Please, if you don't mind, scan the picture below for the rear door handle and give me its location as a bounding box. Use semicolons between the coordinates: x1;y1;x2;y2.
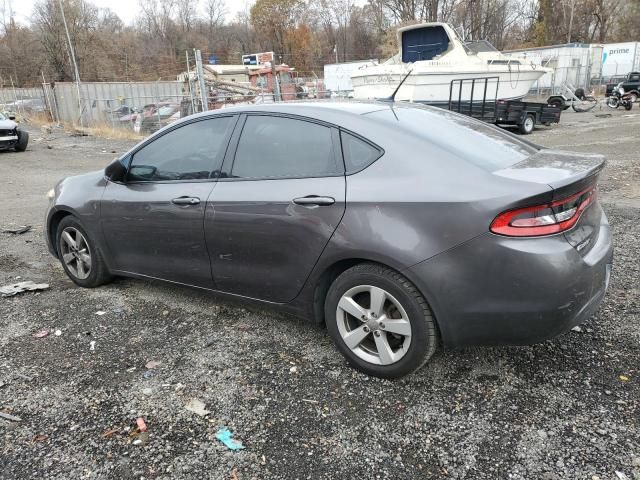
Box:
293;196;336;206
171;196;200;205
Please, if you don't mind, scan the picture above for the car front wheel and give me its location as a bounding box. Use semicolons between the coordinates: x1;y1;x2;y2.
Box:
325;263;438;378
56;216;112;288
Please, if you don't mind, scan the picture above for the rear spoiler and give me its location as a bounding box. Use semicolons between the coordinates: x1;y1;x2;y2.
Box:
494;149;605;198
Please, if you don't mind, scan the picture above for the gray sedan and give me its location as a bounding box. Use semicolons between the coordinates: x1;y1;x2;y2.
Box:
45;102;613;378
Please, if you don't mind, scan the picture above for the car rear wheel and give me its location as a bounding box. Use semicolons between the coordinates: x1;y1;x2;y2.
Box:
56;216;112;288
325;263;437;378
15;130;28;152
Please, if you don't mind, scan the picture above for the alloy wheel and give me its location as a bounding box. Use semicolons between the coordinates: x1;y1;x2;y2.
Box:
60;227;92;280
336;285;412;365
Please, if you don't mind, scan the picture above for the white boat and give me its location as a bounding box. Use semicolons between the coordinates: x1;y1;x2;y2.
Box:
351;23;550;104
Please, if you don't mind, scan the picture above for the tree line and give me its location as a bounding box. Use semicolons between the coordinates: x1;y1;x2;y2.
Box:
0;0;638;87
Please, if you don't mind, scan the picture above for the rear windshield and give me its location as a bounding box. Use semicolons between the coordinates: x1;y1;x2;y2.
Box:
367;104;539;171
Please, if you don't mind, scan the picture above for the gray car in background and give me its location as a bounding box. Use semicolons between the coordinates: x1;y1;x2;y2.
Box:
44;102;613;378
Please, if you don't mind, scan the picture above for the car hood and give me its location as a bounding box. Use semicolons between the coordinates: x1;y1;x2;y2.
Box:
0;119;17;129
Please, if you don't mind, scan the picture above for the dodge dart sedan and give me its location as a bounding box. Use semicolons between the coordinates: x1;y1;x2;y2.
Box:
45;102;613;378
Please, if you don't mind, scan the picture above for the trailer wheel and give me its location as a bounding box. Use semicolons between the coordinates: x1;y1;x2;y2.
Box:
519;114;535;135
549;98;563;109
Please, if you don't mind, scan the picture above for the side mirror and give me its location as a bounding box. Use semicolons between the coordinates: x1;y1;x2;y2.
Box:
105;159;127;182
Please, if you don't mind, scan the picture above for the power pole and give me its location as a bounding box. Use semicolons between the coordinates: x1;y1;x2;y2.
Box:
194;49;208;112
58;0;83;126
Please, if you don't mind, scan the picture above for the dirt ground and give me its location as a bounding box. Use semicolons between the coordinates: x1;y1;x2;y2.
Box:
1;107;639;480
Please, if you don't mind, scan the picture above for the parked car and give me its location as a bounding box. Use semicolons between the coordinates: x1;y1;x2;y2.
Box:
0;111;29;152
134;103;180;134
44;102;613;378
5;96;46;114
108;105;136;119
605;72;640;100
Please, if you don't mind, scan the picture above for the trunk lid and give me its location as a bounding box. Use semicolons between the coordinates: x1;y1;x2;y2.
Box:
493;149;605;254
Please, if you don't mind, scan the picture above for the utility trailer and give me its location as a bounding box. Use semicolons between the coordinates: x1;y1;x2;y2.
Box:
445;77;562;134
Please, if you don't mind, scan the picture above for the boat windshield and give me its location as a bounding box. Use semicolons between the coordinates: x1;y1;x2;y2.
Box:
401;25;450;62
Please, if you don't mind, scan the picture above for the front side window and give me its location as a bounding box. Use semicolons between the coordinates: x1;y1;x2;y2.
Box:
231;116;340;179
128;116;234;181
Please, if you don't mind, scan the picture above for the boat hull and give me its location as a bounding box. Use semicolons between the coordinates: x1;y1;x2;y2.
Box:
352;68;545;104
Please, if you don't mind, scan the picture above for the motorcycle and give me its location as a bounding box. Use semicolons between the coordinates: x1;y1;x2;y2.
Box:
606;83;637;110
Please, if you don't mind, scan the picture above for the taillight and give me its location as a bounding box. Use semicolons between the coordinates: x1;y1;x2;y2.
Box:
490;185;596;237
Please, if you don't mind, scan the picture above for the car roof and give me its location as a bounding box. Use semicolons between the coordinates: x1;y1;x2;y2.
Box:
185;100;393;123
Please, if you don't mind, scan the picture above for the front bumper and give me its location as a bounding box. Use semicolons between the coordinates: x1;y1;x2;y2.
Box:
0;136;18;149
407;210;613;347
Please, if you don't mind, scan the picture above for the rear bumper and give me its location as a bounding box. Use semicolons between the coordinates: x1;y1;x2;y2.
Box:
407;209;613;347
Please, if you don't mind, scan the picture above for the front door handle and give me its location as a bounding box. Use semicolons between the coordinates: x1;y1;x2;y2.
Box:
293;195;336;206
171;196;200;205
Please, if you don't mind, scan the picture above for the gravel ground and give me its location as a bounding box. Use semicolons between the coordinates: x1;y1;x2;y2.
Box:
1;109;639;480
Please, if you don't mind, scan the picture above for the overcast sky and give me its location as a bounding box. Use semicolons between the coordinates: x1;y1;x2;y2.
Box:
9;0;255;25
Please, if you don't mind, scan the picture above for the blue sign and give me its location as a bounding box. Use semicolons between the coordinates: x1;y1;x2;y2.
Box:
208;55;219;65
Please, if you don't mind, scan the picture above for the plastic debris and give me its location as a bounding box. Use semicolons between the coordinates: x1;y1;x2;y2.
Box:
615;472;631;480
145;360;161;369
1;281;49;297
33;329;50;338
619;375;630;382
215;427;245;450
54;329;62;336
571;325;583;332
185;398;210;417
136;417;148;432
0;412;22;422
95;310;106;316
90;341;96;351
143;371;155;379
102;428;120;437
2;225;32;234
289;366;298;374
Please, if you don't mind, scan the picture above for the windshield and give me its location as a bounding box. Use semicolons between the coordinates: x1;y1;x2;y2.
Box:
0;112;6;121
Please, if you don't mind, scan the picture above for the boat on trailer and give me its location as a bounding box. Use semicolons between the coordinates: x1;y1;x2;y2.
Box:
351;22;551;104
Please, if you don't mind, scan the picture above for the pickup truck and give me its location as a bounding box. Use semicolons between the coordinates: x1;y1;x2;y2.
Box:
605;72;640;98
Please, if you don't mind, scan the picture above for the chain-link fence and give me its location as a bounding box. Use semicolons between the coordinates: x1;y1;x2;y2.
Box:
0;79;331;136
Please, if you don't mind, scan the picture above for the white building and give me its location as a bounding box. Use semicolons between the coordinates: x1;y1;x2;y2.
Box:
503;43;603;95
323;60;378;95
600;42;640;78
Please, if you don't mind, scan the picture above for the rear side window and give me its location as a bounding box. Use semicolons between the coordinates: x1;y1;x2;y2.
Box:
128;116;234;181
368;105;538;172
232;116;340;179
340;131;382;173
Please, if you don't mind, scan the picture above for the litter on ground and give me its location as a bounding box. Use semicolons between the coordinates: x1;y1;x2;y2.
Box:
2;225;32;234
216;427;245;450
1;281;50;297
185;398;210;417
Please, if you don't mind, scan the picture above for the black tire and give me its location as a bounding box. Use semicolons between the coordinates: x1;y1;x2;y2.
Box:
548;98;563;109
518;114;535;134
324;263;438;379
56;216;113;288
15;130;28;152
624;101;633;111
606;97;620;109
